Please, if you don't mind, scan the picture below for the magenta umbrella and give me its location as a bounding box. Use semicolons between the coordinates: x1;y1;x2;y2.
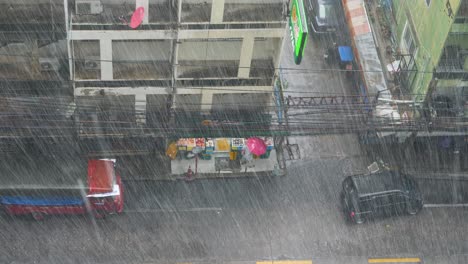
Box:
129;7;145;29
246;137;267;156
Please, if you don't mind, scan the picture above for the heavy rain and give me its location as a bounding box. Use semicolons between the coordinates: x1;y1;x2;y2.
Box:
0;0;467;263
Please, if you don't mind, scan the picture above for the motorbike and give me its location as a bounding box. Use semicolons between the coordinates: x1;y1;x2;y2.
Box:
338;45;354;79
324;42;338;65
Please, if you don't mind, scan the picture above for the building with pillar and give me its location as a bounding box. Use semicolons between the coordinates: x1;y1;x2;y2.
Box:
0;0;68;96
67;0;288;138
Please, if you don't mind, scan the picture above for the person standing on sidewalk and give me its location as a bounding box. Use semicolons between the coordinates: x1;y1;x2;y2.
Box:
438;136;453;171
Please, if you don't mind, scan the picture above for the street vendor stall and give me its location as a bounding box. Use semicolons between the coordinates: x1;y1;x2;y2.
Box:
168;137;277;177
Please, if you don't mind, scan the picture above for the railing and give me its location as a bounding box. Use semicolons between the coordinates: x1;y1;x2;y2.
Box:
437;58;465;72
71;2;286;29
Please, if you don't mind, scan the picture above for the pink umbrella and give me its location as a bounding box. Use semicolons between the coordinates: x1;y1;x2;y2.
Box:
246;137;267;156
129;7;145;29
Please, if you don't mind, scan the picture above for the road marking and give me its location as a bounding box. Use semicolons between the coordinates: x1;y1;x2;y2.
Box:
424;203;468;208
125;207;223;213
368;258;421;263
257;260;312;264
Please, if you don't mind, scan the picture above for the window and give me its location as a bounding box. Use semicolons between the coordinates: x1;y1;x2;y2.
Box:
343;178;354;193
318;3;335;20
425;0;431;7
403;23;416;55
358;198;373;213
454;17;466;24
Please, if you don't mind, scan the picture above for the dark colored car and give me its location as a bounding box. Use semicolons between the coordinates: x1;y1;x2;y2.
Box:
340;171;423;224
306;0;339;33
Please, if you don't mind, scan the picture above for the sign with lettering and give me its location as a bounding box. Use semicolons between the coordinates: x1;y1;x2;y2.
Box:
289;0;308;64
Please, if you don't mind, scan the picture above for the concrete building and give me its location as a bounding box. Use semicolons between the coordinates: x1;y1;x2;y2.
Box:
66;0;288;138
0;0;68;96
391;0;467;113
0;0;75;150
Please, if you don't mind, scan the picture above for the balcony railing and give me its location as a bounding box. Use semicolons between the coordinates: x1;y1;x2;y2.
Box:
71;1;286;29
72;2;176;26
223;3;284;23
177;60;240;79
437;58;465;73
113;61;172;80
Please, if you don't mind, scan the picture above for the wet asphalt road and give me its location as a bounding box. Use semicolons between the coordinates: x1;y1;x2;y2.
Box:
1;158;467;264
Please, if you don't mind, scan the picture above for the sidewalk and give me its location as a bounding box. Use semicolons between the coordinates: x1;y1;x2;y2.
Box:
170;149;284;179
118;148;285;181
361;138;468;204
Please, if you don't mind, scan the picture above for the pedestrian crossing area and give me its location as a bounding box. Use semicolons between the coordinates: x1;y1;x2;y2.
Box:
367;258;421;263
176;258;422;264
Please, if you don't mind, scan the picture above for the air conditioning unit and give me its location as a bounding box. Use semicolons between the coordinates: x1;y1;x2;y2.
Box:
76;0;103;15
39;58;60;72
84;56;100;71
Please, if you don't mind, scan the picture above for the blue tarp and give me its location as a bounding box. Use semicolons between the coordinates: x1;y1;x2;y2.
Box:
0;196;84;206
338;46;353;62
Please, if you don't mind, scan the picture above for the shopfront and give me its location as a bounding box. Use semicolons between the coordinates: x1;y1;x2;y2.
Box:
167;137;280;177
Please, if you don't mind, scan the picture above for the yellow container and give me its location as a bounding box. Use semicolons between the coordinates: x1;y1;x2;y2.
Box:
230;151;237;160
216;138;230;152
166;142;178;160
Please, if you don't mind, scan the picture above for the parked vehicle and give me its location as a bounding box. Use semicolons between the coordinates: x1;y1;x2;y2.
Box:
306;0;339;33
340;170;423;224
0;159;123;220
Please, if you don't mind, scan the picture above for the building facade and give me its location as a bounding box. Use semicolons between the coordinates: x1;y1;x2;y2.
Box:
67;0;288;139
0;0;68;96
392;0;467;112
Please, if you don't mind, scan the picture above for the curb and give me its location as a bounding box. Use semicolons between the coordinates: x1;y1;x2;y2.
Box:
424;203;468;208
122;170;287;182
404;171;468;181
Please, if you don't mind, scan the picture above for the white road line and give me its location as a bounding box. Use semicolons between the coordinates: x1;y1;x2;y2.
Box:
424;204;468;208
125;207;223;213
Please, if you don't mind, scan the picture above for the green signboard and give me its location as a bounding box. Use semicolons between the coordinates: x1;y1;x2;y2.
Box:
289;0;308;65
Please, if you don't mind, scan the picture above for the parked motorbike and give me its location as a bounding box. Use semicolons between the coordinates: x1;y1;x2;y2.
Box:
324;42;338;65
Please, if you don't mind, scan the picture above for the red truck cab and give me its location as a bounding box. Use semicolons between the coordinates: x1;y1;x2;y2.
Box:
0;159;124;220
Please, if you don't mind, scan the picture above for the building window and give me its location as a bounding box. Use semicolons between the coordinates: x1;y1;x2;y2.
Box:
403;23;416;55
425;0;431;7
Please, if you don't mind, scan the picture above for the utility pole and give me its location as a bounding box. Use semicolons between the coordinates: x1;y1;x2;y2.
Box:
423;75;438;120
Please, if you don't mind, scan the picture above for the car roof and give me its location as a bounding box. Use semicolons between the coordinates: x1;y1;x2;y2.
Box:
350;171;407;197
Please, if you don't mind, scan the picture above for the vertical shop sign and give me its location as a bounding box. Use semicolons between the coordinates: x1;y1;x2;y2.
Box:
289;0;308;64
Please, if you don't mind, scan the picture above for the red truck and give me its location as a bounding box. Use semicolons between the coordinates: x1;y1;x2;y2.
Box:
0;159;123;220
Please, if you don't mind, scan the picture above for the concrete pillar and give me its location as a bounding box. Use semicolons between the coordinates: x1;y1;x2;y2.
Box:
201;92;213;111
135;94;147;125
238;36;255;78
100;39;113;80
275;27;288;72
177;0;182;23
210;0;225;23
136;0;149;24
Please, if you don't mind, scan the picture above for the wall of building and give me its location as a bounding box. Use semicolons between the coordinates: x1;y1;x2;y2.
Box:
438;79;468;88
393;0;462;98
68;0;287;126
113;40;171;61
445;34;468;49
178;39;242;61
252;38;281;61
